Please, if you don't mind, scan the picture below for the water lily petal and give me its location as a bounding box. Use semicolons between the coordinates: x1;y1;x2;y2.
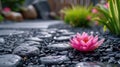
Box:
92;35;98;44
80;40;87;47
89;38;105;50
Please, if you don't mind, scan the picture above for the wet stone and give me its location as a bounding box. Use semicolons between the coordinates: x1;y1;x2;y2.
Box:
20;43;39;48
61;32;74;36
0;54;22;67
21;41;40;47
47;43;71;51
115;53;120;58
0;30;25;36
36;34;52;39
0;38;5;44
58;51;68;55
54;36;71;41
75;62;119;67
25;41;40;45
108;57;116;63
40;55;70;64
25;37;43;42
36;32;52;39
13;45;39;56
27;65;45;67
57;29;70;33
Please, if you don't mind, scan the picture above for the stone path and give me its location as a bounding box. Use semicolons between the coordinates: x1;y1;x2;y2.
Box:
0;20;62;29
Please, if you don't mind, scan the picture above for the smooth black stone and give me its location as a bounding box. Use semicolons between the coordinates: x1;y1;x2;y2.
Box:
75;62;119;67
105;48;113;52
47;43;71;51
100;56;109;62
27;65;45;67
25;41;40;45
57;29;70;33
108;57;116;63
54;36;71;41
0;38;5;44
61;32;74;36
47;30;56;34
36;34;52;39
0;54;22;67
40;55;70;64
25;37;43;42
82;57;91;61
58;51;68;55
36;31;49;35
0;30;25;36
118;60;120;64
21;41;40;47
13;45;39;56
115;53;120;58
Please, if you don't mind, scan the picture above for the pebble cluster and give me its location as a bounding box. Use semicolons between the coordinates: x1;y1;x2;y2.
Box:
0;24;120;67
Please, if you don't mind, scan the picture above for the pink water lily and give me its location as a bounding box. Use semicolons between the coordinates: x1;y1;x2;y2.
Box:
70;32;105;52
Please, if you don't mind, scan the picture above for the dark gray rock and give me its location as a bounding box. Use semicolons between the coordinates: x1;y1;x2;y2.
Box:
47;43;71;51
61;32;74;36
57;29;70;33
27;65;45;67
115;53;120;58
21;41;40;47
36;33;52;39
33;0;51;19
0;38;5;44
25;37;43;42
0;30;24;36
57;29;74;36
40;55;70;64
13;46;39;56
59;51;68;55
25;41;40;45
75;62;120;67
54;36;71;41
0;54;22;67
108;57;115;63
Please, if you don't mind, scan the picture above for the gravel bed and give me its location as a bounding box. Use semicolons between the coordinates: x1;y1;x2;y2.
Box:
0;23;120;67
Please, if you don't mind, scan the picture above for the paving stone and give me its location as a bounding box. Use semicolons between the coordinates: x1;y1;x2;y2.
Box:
40;55;70;64
0;38;5;44
0;30;24;36
0;54;22;67
0;20;62;29
25;37;43;42
54;36;71;41
47;43;71;51
13;45;39;56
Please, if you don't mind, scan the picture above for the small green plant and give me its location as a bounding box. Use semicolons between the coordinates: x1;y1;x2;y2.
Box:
0;15;4;22
61;5;93;27
95;0;120;35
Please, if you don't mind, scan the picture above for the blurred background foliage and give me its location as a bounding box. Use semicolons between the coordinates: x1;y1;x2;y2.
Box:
1;0;25;11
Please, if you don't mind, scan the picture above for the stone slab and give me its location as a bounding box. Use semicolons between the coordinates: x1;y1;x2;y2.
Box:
0;20;63;29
